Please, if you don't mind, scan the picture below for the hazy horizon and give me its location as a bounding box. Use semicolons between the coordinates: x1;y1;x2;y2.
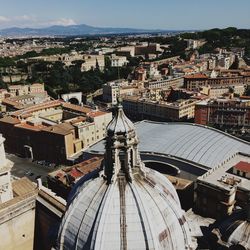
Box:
0;0;249;30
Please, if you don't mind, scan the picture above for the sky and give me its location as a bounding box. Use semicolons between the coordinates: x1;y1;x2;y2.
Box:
0;0;249;30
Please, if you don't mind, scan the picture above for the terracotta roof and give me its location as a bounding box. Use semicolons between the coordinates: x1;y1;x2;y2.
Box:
49;156;103;185
87;110;109;118
234;161;250;173
15;122;45;131
62;102;92;114
70;116;87;124
0;116;20;125
240;96;250;100
2;98;24;109
11;100;62;118
184;74;208;79
42;122;74;135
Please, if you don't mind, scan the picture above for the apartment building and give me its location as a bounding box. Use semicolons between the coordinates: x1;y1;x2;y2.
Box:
184;71;250;90
195;98;250;129
0;100;112;164
110;54;128;67
200;85;245;98
144;76;184;89
8;83;45;96
123;96;198;121
81;55;105;71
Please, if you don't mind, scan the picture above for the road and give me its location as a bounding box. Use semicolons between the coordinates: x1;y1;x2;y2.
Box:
6;153;54;182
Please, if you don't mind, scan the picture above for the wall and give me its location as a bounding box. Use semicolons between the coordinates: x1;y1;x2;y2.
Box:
0;195;36;250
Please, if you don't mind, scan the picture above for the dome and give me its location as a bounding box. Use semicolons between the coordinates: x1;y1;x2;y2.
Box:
211;209;250;250
57;104;196;250
107;103;135;135
228;220;250;248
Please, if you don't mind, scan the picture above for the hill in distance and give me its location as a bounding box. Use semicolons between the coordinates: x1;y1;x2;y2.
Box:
0;24;178;37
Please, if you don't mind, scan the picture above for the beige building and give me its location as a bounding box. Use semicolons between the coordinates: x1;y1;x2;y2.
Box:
123;96;198;121
144;77;184;90
0;89;9;103
200;85;245;98
115;46;135;57
81;55;105;71
0;101;112;164
27;53;105;71
68;110;112;150
103;80;139;105
8;83;45;97
103;82;120;105
110;54;128;67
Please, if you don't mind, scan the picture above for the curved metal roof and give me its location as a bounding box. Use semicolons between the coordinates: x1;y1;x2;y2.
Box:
87;121;250;169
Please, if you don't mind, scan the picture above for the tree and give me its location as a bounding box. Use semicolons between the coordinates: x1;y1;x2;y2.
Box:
245;86;250;96
0;77;7;89
0;57;16;68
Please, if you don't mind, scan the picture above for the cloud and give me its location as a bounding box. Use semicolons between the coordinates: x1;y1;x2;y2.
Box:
0;16;10;23
0;15;36;28
46;18;76;26
0;16;77;28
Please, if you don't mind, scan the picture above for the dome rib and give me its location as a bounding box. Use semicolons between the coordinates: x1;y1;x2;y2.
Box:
135;176;178;249
58;178;107;249
58;168;196;250
128;181;160;250
91;183;120;250
74;181;108;249
107;104;135;135
135;174;191;249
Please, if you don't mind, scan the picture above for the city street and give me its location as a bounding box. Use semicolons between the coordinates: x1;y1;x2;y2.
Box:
6;153;54;182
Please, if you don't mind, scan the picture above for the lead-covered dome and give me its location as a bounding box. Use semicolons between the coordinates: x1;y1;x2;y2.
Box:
211;208;250;250
57;104;196;250
107;102;135;135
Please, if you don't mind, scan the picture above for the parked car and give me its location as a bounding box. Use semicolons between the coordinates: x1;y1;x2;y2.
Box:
49;163;56;168
25;170;31;175
37;160;46;165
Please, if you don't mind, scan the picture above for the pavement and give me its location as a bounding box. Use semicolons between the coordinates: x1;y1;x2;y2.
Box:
6;153;55;183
